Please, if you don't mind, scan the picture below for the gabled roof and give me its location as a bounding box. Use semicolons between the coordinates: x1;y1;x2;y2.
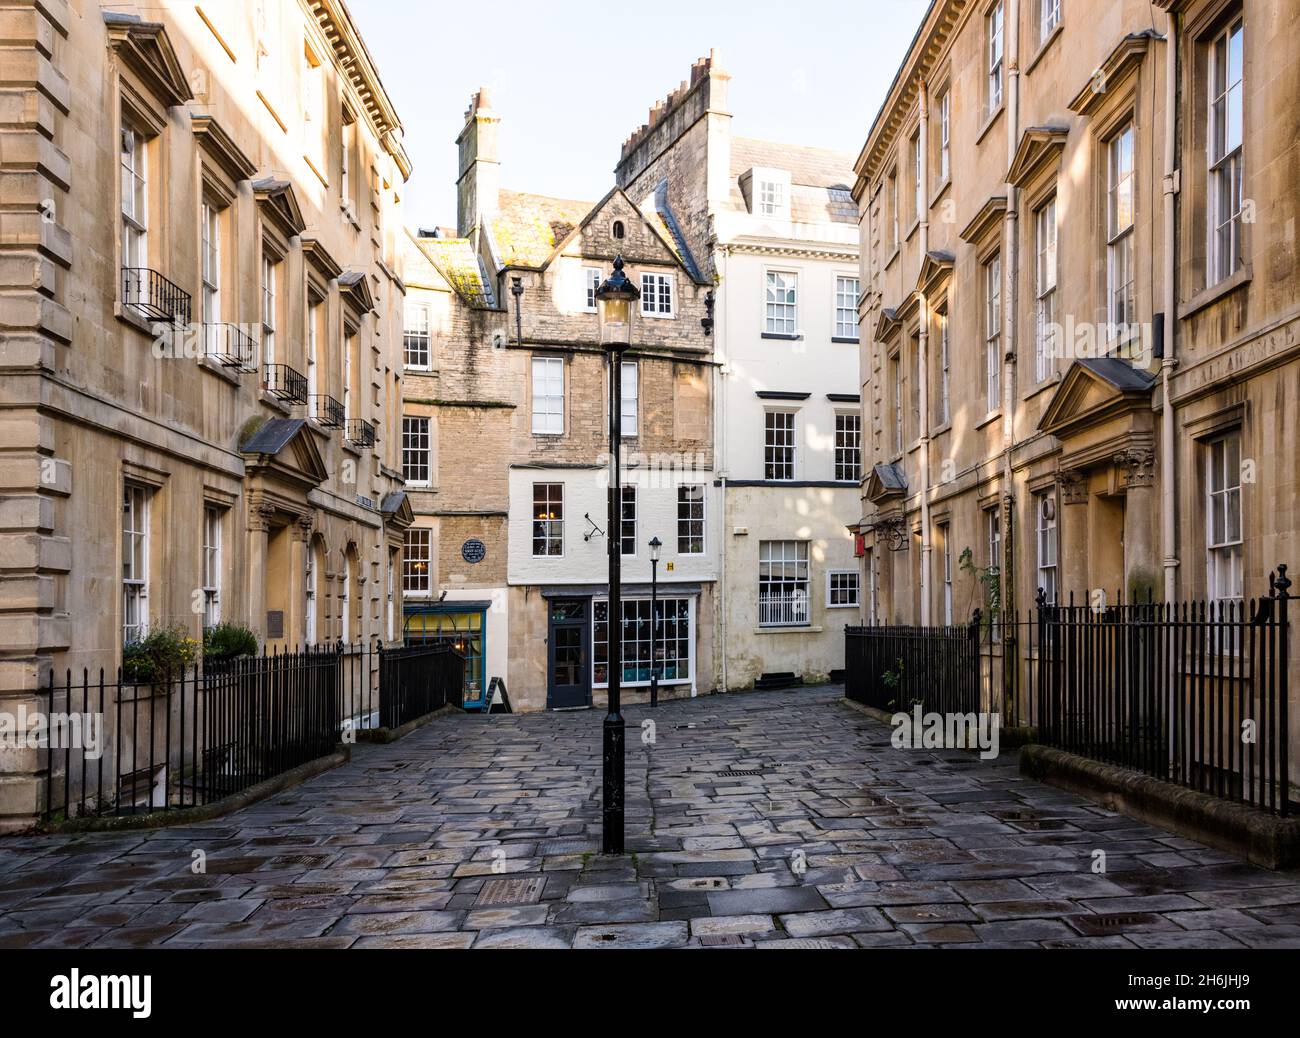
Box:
253;178;307;238
865;462;907;503
1007;125;1070;188
338;271;375;314
645;182;704;282
1039;359;1157;440
238;418;328;487
103;11;193;109
380;491;415;527
490;190;593;268
415;236;497;309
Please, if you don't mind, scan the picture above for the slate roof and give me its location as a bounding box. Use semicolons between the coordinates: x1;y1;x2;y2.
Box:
873;462;907;492
416;236;496;309
1078;357;1157;391
239;418;308;455
491;190;592;268
727;137;857;224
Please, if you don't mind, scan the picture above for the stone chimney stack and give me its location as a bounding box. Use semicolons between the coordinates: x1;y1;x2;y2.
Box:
456;87;500;239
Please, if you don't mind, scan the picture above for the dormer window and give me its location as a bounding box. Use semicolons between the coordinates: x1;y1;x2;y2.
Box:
759;179;784;217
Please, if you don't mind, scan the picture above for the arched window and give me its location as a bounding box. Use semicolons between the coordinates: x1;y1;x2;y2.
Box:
341;545;355;643
611;220;625;240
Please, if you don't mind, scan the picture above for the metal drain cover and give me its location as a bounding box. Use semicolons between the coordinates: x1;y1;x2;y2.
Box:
264;853;333;869
475;876;546;907
1070;912;1162;936
699;935;746;946
718;769;762;777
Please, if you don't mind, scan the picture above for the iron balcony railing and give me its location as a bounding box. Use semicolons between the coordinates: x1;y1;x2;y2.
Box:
205;323;256;371
311;394;345;428
263;362;308;403
346;418;376;448
758;590;810;627
122;267;191;324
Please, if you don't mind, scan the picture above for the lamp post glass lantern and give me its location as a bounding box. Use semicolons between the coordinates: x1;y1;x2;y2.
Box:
649;536;662;709
595;256;639;855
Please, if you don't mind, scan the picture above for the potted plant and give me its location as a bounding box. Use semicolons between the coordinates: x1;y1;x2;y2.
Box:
121;623;199;685
202;622;258;664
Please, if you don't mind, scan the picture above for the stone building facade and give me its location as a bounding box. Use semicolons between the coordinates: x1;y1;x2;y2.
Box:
616;54;862;690
397;89;718;713
853;0;1298;780
0;0;411;828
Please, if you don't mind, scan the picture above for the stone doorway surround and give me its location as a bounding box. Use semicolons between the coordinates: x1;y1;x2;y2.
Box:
1039;359;1159;602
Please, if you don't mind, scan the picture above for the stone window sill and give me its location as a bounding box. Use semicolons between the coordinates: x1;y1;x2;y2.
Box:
1025;22;1064;76
976;102;1005;146
754;625;823;635
1181;265;1252;321
976;410;1002;431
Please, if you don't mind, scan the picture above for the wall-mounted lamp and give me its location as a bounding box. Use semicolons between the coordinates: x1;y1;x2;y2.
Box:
510;275;524;348
701;289;715;336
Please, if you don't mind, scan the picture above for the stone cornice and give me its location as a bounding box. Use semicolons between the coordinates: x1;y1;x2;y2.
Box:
1068;30;1161;117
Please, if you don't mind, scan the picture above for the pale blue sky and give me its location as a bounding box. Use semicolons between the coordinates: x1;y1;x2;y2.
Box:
351;0;930;228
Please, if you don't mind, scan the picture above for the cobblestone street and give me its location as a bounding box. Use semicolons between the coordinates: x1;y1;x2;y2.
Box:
2;686;1299;949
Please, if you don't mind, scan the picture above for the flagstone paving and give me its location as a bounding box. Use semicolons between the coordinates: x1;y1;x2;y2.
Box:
2;685;1299;948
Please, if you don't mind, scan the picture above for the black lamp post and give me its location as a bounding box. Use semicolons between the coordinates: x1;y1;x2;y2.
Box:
648;536;662;708
595;255;639;855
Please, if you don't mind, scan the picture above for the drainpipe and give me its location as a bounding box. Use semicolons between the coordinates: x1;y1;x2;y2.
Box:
1001;0;1021;614
717;246;729;694
917;81;932;626
1160;12;1179;604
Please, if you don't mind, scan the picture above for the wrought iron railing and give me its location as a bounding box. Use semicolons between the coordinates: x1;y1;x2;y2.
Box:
263;362;308;403
758;590;810;627
845;617;981;716
122;267;191;323
310;394;345;428
205;323;256;371
29;641;464;821
346;418;376;448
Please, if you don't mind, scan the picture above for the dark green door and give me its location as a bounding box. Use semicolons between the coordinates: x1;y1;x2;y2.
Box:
547;599;591;709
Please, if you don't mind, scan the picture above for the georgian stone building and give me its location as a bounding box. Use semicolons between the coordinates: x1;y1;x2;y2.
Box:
0;0;410;827
397;89;718;712
854;0;1298;776
616;54;862;690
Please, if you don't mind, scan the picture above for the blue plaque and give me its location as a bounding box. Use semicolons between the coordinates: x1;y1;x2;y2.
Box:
461;538;486;564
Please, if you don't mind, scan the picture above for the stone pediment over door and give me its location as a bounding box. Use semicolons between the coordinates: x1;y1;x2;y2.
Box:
239;418;329;523
1039;358;1157;468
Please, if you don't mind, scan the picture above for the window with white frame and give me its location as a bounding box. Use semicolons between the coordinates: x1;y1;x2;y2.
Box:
341;109;355;214
937;309;951;424
827;570;860;609
261;254;277;367
941;526;953;624
1207;431;1243;604
583;266;601;311
1040;0;1061;42
386;550;395;642
620;485;637;557
835;276;859;340
764;410;796;480
984;253;1002;412
306;299;321;413
835;413;862;482
912;131;923;219
677;484;705;554
759;540;810;627
987;1;1005;113
593;597;691;686
532;483;563;557
122;483;150;644
305;544;318;643
120;124;148;271
938;90;951;182
888;169;900;250
764;271;798;335
758;178;785;217
1107;123;1136;343
640;272;674;316
987;508;1002;641
402;416;430;485
404;302;431;368
891;352;903;453
620;361;638;437
201;202;221;356
1208;18;1244;286
1036;491;1058;604
341;551;353;643
531;356;564;435
403;527;431;594
1035;198;1058;383
202;504;222;629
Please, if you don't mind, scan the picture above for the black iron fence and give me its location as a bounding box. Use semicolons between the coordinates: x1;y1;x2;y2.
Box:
843;566;1293;816
845;617;981;716
28;641;461;822
1036;568;1292;816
